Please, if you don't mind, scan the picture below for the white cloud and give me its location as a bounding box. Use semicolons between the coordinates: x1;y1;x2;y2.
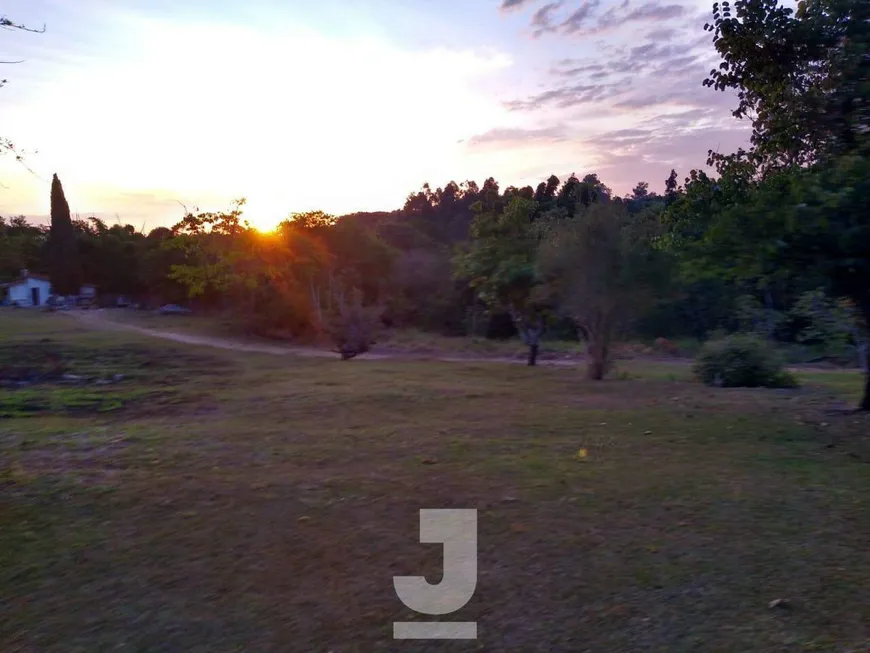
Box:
0;0;752;225
1;16;513;228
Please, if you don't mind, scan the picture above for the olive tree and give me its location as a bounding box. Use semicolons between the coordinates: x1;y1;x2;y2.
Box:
538;202;669;379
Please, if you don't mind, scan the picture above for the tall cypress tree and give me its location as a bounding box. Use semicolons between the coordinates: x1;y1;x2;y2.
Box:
48;173;82;295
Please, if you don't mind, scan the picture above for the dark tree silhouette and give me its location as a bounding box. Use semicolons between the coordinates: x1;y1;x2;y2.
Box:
48;174;83;295
665;169;679;204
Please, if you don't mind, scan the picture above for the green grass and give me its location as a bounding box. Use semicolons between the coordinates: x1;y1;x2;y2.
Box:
2;310;870;652
0;310;233;418
375;328;582;358
797;368;866;403
0;386;156;417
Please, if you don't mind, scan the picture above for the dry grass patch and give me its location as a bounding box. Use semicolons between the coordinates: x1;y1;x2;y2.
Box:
1;311;869;652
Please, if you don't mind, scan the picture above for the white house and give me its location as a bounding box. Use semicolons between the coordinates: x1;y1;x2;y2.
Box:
0;270;95;307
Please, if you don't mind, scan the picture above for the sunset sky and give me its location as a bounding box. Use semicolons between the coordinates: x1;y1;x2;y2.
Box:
0;0;750;231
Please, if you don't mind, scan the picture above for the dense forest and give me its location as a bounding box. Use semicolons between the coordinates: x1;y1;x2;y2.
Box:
0;173;790;341
1;172;673;333
2;0;869;403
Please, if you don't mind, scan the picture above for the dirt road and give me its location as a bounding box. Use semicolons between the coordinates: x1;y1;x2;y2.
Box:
67;310;853;375
69;309;583;366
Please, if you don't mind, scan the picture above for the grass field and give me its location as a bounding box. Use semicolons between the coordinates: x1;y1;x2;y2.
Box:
2;309;870;652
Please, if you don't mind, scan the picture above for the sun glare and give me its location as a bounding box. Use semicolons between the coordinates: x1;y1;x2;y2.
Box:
0;17;513;227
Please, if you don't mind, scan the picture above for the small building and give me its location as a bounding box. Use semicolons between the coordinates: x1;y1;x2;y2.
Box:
0;270;96;307
0;270;53;306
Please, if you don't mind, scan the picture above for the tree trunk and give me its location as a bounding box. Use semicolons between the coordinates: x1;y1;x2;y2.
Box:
764;288;776;340
527;343;539;366
856;341;869;375
586;358;605;380
340;348;358;361
859;302;870;410
586;340;608;381
861;368;870;411
514;312;542;368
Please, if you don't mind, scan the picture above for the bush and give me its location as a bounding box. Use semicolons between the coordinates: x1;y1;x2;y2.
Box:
694;335;799;388
326;288;382;360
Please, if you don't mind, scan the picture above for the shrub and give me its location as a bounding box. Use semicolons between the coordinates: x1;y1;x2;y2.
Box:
326;288;382;360
694;335;799;388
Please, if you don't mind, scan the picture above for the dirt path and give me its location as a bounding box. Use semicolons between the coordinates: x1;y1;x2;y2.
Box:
72;310;350;359
66;310;858;375
69;309;585;366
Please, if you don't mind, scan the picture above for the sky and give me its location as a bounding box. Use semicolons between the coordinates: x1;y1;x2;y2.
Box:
0;0;750;231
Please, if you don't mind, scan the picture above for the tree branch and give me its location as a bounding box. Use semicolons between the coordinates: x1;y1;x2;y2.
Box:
0;17;46;33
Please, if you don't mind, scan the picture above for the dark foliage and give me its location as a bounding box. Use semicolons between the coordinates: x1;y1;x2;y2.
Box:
47;174;82;295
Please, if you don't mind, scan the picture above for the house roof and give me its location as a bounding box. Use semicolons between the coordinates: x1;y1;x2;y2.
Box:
0;277;99;292
0;273;51;288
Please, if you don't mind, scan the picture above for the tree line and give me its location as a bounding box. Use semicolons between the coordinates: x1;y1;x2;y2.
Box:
2;164;861;368
0;171;672;334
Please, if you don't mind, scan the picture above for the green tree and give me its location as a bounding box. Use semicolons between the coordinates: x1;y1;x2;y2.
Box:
534;175;560;209
626;180;666;214
75;218;147;296
665;169;680;204
385;248;466;333
631;181;650;201
165;199;255;305
47;174;82;295
704;0;870;170
556;174;582;215
579;174;611;207
688;0;870;408
288;210;337;230
142;227;187;305
454;197;546;365
0;216;46;281
791;288;868;369
539;202;668;379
